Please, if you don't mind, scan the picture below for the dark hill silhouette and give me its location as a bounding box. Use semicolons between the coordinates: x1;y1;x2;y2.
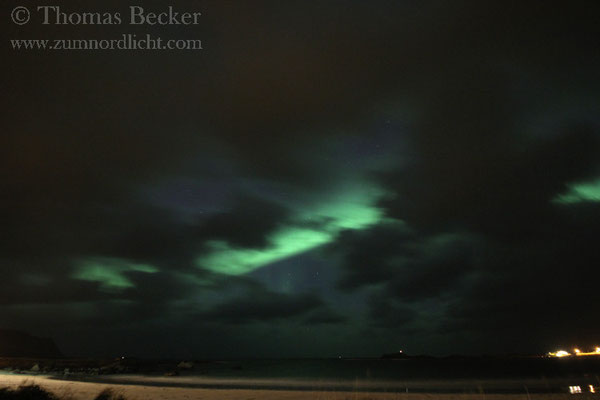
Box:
0;329;62;358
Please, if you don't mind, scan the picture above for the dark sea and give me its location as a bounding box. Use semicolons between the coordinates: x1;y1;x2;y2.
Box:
188;357;600;380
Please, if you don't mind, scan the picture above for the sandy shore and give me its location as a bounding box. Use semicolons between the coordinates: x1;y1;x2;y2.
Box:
0;373;595;400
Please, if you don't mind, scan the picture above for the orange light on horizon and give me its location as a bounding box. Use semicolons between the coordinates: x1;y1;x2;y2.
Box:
549;350;571;357
549;346;600;357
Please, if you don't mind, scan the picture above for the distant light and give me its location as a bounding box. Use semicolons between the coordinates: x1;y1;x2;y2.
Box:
590;385;596;394
549;346;600;358
569;386;582;394
554;350;571;357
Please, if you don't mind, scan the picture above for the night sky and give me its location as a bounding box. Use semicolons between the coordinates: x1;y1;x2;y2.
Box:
2;1;600;358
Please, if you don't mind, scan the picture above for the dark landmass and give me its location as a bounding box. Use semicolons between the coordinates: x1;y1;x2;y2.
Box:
0;330;62;358
381;351;409;359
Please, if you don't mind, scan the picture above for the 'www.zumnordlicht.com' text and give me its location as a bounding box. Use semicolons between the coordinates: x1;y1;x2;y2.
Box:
11;34;203;50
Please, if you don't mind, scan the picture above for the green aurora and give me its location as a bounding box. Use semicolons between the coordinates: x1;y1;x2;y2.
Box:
196;183;386;275
553;178;600;204
73;257;159;290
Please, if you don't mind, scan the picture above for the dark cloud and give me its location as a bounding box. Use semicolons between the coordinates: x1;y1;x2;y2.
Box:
366;294;418;330
334;222;414;291
333;201;600;352
92;192;290;268
199;290;324;324
335;222;476;298
196;194;290;248
446;202;600;342
302;308;347;325
0;275;109;306
379;118;600;239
